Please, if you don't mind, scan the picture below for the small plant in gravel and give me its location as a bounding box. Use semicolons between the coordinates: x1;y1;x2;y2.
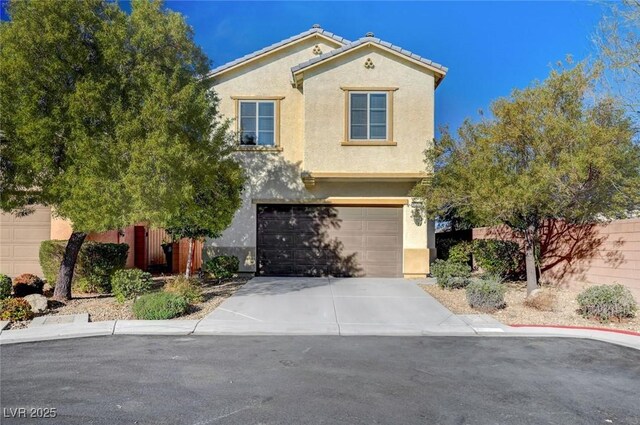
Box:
466;276;506;312
0;274;12;299
111;269;153;303
0;298;34;322
431;259;472;289
164;276;203;304
12;273;44;297
132;292;189;320
203;255;239;280
576;284;637;322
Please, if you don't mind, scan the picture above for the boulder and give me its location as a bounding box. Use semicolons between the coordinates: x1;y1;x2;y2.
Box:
23;294;48;313
524;288;556;311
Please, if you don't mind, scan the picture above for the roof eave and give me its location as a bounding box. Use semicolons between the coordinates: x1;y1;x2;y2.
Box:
206;31;349;80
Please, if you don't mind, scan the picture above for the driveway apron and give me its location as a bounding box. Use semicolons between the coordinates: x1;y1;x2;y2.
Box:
197;277;471;335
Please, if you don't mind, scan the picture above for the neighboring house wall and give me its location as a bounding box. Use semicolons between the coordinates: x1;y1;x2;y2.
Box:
0;205;52;277
473;218;640;301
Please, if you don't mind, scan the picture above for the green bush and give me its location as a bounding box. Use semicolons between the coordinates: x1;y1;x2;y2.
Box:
132;292;189;320
0;274;11;299
39;240;128;292
203;255;239;279
0;298;34;322
577;284;637;322
12;273;44;297
431;259;472;289
472;239;524;279
448;242;473;265
465;277;506;312
77;242;129;292
111;269;153;303
164;276;203;303
39;240;66;285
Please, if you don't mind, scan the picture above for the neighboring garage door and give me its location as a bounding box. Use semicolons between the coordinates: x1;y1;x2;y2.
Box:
257;204;403;277
0;206;51;277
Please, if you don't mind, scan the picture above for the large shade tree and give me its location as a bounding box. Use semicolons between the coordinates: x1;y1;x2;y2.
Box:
0;0;244;300
414;64;640;294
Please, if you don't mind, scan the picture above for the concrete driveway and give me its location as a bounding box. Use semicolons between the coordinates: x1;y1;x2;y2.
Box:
198;277;473;335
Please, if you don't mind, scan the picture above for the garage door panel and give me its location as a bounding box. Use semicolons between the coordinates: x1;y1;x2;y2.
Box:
259;249;294;262
257;205;403;277
260;233;295;247
366;235;401;247
328;220;364;233
364;208;401;219
334;207;365;219
0;206;51;277
366;221;401;234
334;235;366;250
366;250;401;263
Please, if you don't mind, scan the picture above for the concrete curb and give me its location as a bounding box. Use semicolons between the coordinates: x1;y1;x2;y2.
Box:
0;319;638;350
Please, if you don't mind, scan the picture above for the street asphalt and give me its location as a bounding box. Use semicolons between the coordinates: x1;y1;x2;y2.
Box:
1;336;639;425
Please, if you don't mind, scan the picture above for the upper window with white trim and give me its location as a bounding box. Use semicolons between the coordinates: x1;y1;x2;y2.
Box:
349;92;387;140
239;100;275;146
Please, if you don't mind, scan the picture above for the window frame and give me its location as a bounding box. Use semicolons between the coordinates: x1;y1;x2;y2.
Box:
342;87;397;145
232;96;284;150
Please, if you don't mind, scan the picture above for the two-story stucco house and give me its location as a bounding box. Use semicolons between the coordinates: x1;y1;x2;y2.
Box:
204;26;447;278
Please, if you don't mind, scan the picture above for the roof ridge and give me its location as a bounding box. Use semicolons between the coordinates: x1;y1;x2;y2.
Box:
206;27;350;78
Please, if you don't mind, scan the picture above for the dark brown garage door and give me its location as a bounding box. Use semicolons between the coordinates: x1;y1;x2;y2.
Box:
257;205;403;277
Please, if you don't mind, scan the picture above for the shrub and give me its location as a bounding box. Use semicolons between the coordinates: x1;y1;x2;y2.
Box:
203;255;239;279
77;242;129;292
132;292;189;320
472;239;524;279
0;274;11;299
0;298;34;322
111;269;153;303
466;277;506;312
523;289;556;312
431;259;472;289
39;240;66;285
448;242;473;265
39;240;128;293
12;273;44;297
576;284;637;322
164;276;203;303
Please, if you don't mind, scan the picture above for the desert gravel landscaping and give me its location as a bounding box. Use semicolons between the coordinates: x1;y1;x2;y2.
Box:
421;281;640;332
6;276;248;330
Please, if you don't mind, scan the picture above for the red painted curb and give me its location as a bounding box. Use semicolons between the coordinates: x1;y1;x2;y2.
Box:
509;324;640;337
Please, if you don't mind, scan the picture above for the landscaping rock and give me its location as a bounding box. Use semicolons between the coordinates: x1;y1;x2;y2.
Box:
524;288;556;312
23;294;48;313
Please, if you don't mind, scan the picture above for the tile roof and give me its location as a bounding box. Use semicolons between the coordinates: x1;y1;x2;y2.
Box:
206;27;350;78
291;36;448;76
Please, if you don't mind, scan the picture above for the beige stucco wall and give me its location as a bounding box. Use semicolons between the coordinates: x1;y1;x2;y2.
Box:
212;35;341;167
207;37;437;276
302;46;435;174
50;214;73;240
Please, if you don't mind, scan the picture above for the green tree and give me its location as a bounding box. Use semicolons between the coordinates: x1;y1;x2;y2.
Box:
413;64;640;294
165;158;244;278
0;0;243;300
596;0;640;122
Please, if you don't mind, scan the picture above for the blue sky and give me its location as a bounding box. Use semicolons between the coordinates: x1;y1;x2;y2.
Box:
160;1;607;134
1;1;607;133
